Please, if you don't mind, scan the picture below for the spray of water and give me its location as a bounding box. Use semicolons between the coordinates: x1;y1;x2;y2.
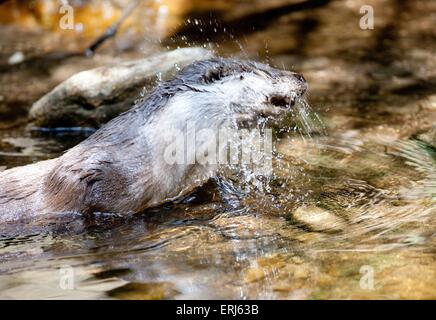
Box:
215;95;327;215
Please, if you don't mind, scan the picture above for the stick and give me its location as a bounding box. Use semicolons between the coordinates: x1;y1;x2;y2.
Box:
84;0;141;57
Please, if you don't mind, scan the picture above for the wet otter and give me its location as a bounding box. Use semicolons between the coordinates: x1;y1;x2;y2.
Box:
0;58;307;223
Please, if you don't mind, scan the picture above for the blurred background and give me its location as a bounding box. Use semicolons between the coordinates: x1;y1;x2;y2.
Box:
1;0;434;131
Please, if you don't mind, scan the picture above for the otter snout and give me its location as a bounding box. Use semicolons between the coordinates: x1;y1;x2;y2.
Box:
268;72;307;109
291;72;308;96
269;95;296;108
294;73;306;84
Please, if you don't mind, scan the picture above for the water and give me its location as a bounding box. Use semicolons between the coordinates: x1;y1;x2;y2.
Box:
0;0;435;299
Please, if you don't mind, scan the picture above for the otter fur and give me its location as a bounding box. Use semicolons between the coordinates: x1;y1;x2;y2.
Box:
0;58;307;223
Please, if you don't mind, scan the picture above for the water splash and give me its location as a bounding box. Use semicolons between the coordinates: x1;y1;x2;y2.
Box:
216;97;327;215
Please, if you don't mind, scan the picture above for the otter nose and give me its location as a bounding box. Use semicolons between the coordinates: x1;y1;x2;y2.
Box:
293;72;307;95
294;73;306;83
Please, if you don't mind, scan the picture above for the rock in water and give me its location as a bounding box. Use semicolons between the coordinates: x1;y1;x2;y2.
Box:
418;126;436;147
28;48;214;128
292;206;346;233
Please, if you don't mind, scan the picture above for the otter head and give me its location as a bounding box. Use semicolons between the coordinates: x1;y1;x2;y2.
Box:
162;58;307;129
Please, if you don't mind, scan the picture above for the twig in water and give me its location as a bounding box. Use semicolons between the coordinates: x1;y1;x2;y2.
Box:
84;0;141;57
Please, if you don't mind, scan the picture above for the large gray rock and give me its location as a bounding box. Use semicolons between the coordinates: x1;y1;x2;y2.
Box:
28;48;214;128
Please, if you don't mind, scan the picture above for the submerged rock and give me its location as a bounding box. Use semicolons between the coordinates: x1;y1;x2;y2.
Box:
106;282;179;300
243;267;266;283
418;126;436;147
28;47;214;128
291;206;346;233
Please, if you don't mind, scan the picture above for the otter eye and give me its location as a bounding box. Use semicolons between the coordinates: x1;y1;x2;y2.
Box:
203;68;222;83
269;95;290;108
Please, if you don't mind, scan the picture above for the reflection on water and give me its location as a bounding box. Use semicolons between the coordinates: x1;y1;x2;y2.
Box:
0;125;434;299
0;0;435;299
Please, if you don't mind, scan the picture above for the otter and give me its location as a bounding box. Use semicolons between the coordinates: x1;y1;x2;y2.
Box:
0;58;307;223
